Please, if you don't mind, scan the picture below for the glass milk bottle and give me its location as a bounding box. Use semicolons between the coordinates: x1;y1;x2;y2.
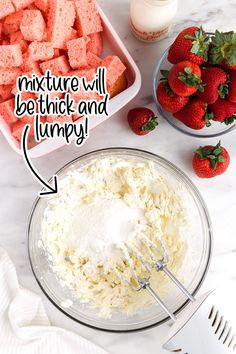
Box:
130;0;178;42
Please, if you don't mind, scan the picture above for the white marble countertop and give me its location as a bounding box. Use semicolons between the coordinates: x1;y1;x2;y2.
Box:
1;0;236;353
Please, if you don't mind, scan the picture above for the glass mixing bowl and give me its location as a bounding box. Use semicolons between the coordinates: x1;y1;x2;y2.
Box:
153;48;236;138
28;148;212;332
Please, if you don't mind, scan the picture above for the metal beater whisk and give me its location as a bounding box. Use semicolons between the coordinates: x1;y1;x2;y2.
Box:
117;235;195;321
116;236;236;354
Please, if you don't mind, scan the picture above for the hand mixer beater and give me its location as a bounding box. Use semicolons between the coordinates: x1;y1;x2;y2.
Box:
116;234;236;354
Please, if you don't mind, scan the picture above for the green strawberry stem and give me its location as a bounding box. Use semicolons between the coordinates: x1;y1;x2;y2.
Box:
224;115;236;125
184;27;210;61
195;141;225;170
160;70;169;82
178;67;205;92
160;69;169;78
210;30;236;65
204;110;213;127
218;83;229;99
141;117;158;132
164;82;175;97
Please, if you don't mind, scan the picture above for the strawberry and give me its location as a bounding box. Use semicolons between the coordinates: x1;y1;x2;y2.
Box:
168;61;204;97
227;70;236;103
127;107;158;136
209;98;236;124
156;76;189;113
192;141;230;178
173;98;212;130
196;67;228;104
210;30;236;70
168;27;210;65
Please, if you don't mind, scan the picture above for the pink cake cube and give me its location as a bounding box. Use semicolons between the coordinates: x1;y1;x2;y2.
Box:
48;26;77;51
28;42;54;61
10;31;29;53
41;30;48;41
20;10;46;41
86;32;103;56
69;28;78;41
47;0;75;49
40;55;70;75
2;11;23;35
53;48;61;57
35;0;48;12
12;116;47;140
101;56;126;88
68;67;96;81
71;89;99;106
0;85;13;102
67;37;87;69
21;52;42;75
51;27;78;51
20;115;33;123
21;92;36;100
0;0;15;20
0;68;22;85
0;44;23;68
27;3;38;9
12;120;34;141
0;98;18;124
11;85;17;95
47;115;72;123
11;0;35;11
74;0;102;36
87;52;102;68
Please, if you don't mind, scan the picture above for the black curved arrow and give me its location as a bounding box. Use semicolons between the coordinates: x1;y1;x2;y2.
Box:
22;124;58;197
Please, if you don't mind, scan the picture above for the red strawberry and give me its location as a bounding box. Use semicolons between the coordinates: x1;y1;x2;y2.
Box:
192;141;230;178
173;98;212;130
209;98;236;124
127;107;158;136
210;30;236;70
156;79;189;113
228;70;236;103
168;27;210;65
221;60;236;71
196;67;228;104
168;61;204;97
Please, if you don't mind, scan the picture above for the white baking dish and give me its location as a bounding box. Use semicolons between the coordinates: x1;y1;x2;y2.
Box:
0;6;141;158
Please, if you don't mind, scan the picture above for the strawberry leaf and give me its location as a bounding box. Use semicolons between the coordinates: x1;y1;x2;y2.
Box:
160;70;169;79
178;67;205;92
184;27;210;61
204;111;213;127
210;30;236;65
141;117;158;132
164;82;175;97
224;115;236;125
195;141;225;170
184;67;192;75
218;83;229;99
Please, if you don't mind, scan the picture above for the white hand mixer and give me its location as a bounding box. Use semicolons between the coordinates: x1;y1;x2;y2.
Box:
118;237;236;354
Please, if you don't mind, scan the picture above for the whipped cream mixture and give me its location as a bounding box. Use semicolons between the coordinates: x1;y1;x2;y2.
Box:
41;157;188;317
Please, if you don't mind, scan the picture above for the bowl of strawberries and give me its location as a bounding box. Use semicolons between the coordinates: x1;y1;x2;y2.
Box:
153;27;236;137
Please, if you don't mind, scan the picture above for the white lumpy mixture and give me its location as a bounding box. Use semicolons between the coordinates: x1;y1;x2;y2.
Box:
41;157;188;317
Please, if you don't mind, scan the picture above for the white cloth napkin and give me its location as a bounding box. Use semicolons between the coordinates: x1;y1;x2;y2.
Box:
0;248;108;354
